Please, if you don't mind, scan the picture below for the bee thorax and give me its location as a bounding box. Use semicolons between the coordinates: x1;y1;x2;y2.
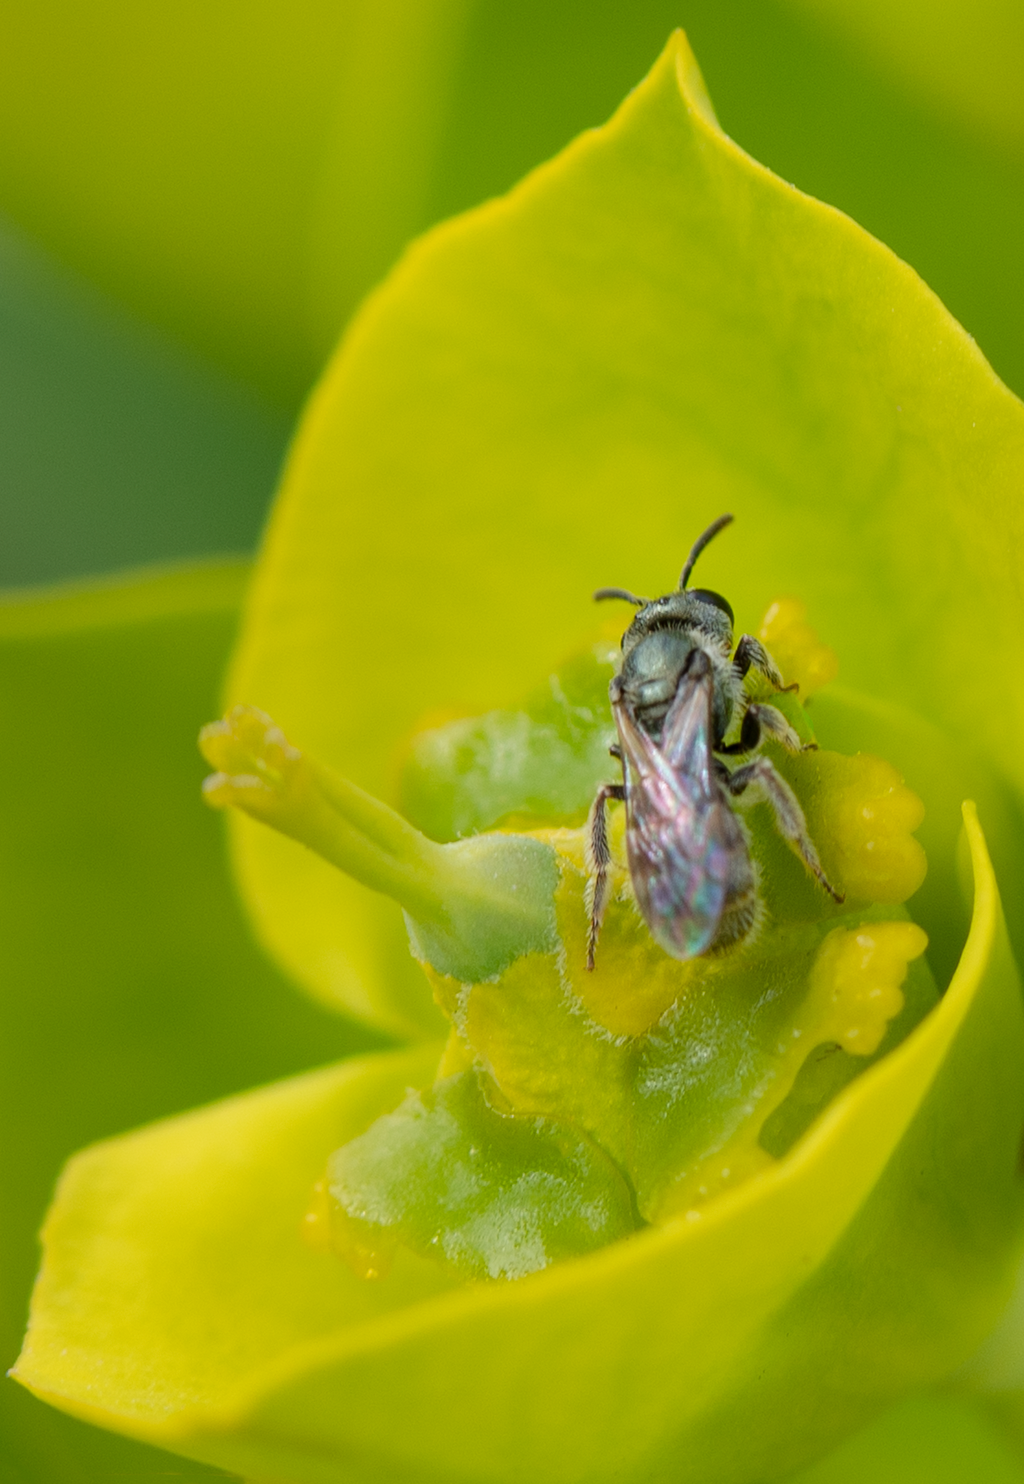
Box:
618;628;734;744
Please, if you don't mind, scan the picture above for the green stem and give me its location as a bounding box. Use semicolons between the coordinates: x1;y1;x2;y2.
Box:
200;706;557;981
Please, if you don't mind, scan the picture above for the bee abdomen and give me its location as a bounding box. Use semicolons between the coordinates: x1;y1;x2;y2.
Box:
710;889;759;952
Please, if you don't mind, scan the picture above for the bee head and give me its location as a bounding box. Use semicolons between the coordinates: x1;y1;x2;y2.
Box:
593;513;735;643
618;588;734;654
686;588;735;626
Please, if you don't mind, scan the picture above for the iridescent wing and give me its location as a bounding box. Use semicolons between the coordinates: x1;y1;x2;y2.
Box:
612;655;743;959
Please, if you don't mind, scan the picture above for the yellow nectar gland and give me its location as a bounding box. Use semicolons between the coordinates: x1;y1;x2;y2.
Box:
758;597;839;696
798;751;927;906
805;922;928;1055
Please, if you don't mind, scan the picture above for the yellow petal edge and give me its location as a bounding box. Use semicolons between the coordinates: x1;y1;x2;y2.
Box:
13;804;1022;1484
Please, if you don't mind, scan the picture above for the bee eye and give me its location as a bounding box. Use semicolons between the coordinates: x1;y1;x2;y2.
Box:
689;589;734;625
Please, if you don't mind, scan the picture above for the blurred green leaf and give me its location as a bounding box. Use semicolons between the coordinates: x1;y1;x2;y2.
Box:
782;0;1024;154
0;1;469;405
788;1393;1024;1484
0;561;387;1482
0;219;291;587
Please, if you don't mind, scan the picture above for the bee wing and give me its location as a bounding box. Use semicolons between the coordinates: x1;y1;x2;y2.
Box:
659;650;716;788
611;655;716;810
612;660;735;959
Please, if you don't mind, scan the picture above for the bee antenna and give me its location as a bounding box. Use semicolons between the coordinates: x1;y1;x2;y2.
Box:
679;513;734;589
593;587;647;606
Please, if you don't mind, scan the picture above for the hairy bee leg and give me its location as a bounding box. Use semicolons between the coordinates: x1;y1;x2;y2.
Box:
746;702;815;753
725;755;844;903
585;783;626;970
717;702;815;757
733;634;797;693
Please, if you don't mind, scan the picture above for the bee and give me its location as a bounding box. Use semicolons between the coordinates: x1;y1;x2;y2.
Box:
586;513;843;970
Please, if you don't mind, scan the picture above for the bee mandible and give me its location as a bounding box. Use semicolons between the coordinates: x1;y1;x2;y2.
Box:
586;513;843;970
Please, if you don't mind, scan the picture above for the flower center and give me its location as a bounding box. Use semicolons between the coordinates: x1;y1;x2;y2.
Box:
201;598;933;1281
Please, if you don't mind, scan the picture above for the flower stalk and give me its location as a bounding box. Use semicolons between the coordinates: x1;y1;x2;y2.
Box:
200;704;558;984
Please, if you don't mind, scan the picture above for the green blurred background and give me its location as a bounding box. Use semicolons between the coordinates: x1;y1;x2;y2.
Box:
0;0;1022;586
1;2;1023;1480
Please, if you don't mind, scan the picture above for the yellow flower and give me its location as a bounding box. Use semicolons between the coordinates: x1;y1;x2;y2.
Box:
7;22;1024;1484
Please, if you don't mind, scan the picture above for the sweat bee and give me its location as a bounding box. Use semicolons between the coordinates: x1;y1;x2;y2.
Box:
586;513;843;970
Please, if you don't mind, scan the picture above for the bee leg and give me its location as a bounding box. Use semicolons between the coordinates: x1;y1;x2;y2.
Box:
585;783;625;970
716;702;764;757
734;635;798;693
718;701;814;758
725;755;845;903
750;702;817;753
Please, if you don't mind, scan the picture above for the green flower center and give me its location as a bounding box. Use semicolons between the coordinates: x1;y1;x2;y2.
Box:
201;599;934;1282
